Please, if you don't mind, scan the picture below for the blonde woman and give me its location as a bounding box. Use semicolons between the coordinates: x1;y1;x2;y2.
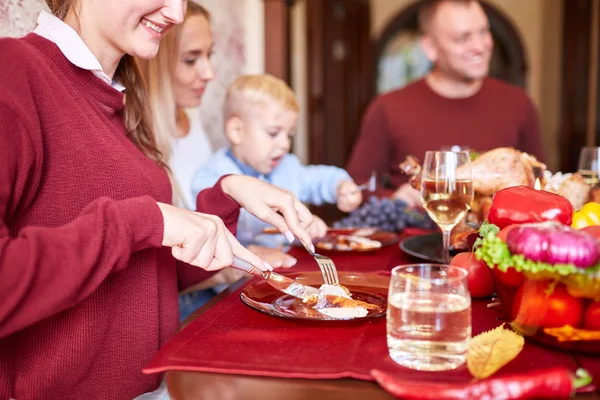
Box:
138;4;298;321
138;2;214;210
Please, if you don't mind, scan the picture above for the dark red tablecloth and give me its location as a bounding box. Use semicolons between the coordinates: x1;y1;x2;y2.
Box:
144;229;600;391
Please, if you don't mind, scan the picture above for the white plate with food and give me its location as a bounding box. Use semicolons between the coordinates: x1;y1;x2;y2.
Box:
314;228;399;252
260;227;400;253
240;271;388;322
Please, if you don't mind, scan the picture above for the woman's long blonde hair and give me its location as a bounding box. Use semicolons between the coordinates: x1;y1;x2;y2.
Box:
45;0;165;168
137;2;211;207
137;2;211;165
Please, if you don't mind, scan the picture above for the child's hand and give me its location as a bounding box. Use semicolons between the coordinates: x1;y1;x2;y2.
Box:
248;245;297;269
306;215;328;239
336;180;363;212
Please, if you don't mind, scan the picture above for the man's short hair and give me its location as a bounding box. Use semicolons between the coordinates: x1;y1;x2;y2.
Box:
418;0;480;34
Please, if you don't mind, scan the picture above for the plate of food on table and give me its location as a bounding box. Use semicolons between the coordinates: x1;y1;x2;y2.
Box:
396;146;600;354
322;196;435;252
240;270;389;322
262;196;435;252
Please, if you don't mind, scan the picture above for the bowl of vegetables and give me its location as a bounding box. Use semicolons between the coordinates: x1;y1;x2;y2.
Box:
475;186;600;354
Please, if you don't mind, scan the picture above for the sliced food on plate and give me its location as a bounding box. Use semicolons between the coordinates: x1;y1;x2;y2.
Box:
303;284;382;319
316;234;382;251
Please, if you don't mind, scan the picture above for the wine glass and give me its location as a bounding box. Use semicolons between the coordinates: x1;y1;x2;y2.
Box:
577;147;600;186
420;151;474;263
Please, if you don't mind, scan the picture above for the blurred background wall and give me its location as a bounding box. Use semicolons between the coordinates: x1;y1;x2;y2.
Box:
2;0;598;173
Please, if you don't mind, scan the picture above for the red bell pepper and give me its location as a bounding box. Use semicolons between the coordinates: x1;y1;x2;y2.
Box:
487;186;573;229
371;367;592;400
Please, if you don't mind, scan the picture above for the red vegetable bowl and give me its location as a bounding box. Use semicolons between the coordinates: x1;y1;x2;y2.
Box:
491;267;600;355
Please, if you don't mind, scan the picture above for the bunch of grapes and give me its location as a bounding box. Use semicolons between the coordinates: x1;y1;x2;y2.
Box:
332;196;435;232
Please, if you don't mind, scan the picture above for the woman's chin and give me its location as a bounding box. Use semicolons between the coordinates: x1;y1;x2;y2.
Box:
130;42;160;60
178;98;203;109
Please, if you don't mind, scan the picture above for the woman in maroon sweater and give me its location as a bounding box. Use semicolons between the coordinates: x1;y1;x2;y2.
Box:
0;0;313;399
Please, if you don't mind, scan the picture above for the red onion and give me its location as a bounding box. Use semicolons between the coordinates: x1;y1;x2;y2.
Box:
506;222;600;268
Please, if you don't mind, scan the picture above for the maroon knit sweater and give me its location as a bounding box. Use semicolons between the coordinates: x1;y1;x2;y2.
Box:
346;78;545;188
0;34;239;399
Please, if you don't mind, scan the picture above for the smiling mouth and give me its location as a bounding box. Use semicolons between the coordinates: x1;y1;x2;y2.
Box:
468;55;487;64
141;18;166;34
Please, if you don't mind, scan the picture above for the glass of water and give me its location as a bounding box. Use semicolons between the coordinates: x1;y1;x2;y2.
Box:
386;264;471;371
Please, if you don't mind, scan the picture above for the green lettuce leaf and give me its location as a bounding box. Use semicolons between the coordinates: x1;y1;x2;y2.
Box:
475;230;600;278
475;225;600;300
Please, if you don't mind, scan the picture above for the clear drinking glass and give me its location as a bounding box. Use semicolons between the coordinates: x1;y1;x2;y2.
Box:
577;146;600;186
386;264;471;371
420;151;474;263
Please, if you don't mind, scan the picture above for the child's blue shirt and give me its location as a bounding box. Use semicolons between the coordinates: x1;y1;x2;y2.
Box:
191;148;351;244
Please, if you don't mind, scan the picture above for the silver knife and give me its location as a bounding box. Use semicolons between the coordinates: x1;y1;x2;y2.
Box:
231;256;320;300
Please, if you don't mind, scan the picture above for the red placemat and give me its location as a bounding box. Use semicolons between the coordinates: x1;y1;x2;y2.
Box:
143;280;591;383
144;229;599;391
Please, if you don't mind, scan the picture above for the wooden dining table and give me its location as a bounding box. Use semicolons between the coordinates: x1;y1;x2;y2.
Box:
156;232;600;400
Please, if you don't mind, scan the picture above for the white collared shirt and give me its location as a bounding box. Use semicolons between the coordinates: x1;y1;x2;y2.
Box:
33;10;125;92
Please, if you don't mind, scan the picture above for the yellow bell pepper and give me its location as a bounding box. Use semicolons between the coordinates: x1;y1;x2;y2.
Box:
572;202;600;229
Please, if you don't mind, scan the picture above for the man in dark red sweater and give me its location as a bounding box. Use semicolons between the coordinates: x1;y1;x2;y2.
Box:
346;0;544;205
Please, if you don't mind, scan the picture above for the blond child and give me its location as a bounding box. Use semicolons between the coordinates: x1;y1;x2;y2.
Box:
192;74;362;244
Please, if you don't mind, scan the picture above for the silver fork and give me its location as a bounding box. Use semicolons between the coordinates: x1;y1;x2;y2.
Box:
300;241;340;286
356;171;377;192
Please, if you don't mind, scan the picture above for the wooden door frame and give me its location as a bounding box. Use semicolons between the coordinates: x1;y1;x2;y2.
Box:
305;0;326;165
264;0;294;83
559;0;600;172
305;0;373;167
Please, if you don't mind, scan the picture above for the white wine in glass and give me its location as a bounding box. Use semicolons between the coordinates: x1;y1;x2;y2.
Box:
420;151;474;263
421;180;473;228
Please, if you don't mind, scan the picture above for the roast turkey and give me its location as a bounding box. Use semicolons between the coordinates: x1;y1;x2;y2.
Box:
464;147;544;196
400;147;545;195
